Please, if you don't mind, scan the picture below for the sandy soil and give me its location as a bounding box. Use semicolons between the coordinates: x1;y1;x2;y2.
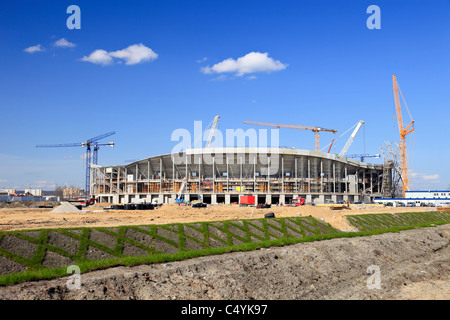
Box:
1;224;448;300
0;203;433;232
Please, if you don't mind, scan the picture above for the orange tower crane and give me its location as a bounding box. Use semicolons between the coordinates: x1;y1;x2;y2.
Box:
243;121;337;151
392;74;415;196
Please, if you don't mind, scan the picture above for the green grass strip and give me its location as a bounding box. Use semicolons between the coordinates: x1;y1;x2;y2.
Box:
0;212;448;286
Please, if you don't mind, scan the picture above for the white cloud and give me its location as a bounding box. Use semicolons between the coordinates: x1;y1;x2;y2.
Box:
196;57;208;63
109;43;158;65
422;174;440;181
82;43;158;66
409;171;442;190
81;49;113;65
410;171;440;181
210;74;228;81
201;52;288;76
0;179;7;183
53;38;76;48
24;44;45;53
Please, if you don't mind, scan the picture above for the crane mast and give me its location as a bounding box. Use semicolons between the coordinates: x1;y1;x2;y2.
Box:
205;115;220;148
339;120;365;157
392;74;414;196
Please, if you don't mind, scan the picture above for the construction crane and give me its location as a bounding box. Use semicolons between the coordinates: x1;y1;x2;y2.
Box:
243;121;337;151
347;154;381;162
339;120;365;157
205;115;220;148
176;177;188;204
327;139;335;153
36;131;116;198
392;74;415;196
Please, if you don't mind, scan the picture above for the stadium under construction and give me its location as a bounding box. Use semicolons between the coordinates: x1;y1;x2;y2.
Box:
91;147;385;205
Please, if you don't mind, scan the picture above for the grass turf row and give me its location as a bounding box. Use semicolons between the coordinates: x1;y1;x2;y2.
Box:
0;211;449;286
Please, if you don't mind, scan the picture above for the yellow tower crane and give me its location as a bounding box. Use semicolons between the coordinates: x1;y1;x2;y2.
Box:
243;120;337;151
392;74;415;197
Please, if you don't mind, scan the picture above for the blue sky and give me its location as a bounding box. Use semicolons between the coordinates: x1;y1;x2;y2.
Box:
0;0;449;190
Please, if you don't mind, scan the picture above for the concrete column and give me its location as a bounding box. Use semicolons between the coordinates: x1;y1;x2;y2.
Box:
280;194;285;205
356;170;359;193
345;165;348;193
331;194;337;203
281;156;284;193
265;194;272;205
147;160;151;193
117;167;120;193
253;194;258;205
370;172;373;194
113;194;119;204
318;194;325;204
295;157;298;193
378;173;381;195
159;158;162;193
240;157;242;193
225;194;231;205
136;163;138;193
333;163;336;193
307;158;311;192
226;156;229;192
320;160;323;193
306;194;312;203
253;156;256;193
185;155;188;178
172;158;175;193
363;170;366;193
211;194;217;205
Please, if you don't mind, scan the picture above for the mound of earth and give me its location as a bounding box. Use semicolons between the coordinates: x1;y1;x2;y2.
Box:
1;224;448;300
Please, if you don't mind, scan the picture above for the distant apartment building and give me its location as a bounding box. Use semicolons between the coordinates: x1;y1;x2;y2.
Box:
63;187;84;199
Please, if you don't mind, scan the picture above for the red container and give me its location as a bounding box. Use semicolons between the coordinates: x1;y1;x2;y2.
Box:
240;195;255;205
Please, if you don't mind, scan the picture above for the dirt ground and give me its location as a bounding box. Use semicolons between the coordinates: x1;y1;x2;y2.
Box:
0;203;434;232
0;203;447;300
0;224;448;300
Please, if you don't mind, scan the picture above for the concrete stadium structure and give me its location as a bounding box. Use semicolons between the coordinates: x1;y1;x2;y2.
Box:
92;147;384;205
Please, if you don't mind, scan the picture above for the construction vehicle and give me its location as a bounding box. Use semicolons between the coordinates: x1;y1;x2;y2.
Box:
243;121;337;151
293;197;305;206
392;74;415;197
85;196;96;206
